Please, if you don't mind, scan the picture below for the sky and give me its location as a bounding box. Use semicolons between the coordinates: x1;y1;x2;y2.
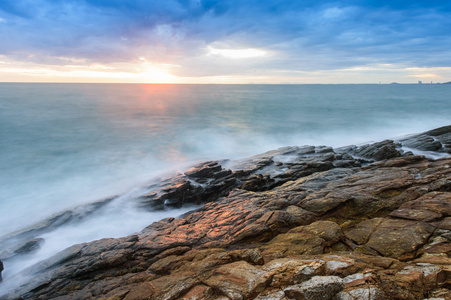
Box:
1;0;451;84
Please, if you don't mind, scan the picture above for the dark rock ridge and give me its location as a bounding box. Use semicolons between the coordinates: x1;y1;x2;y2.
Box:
399;125;451;154
0;260;3;282
0;197;117;262
1;126;451;300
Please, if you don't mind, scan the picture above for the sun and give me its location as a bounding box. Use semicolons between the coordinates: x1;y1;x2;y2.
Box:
137;58;178;83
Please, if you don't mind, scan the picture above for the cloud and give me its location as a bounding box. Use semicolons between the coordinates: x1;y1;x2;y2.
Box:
1;0;451;82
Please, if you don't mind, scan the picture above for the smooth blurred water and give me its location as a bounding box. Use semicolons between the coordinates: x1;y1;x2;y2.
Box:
0;83;451;276
1;83;450;239
0;83;450;293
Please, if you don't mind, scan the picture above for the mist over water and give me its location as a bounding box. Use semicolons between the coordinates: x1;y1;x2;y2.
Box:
0;83;450;291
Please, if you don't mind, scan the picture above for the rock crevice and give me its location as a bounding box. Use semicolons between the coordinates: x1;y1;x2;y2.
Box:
1;126;451;300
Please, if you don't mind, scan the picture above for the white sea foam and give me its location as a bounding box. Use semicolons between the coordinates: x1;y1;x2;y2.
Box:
0;83;450;295
401;147;451;159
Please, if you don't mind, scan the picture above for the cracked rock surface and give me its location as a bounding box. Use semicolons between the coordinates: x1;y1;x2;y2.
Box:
1;126;451;300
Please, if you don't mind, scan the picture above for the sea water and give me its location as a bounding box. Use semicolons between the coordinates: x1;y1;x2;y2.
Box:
0;83;450;287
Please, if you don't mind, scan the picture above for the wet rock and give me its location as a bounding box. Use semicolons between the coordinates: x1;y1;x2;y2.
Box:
0;197;116;254
139;162;237;209
0;259;3;282
401;134;443;152
14;238;45;254
345;140;402;161
0;238;45;261
400;125;451;154
184;161;223;178
241;174;275;191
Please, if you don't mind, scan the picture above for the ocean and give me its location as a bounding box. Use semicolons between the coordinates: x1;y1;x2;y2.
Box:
0;83;450;287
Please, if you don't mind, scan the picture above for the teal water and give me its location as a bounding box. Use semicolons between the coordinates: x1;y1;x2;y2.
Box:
1;83;450;234
0;83;450;286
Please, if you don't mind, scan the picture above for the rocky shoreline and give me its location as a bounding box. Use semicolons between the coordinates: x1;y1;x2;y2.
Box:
1;125;450;300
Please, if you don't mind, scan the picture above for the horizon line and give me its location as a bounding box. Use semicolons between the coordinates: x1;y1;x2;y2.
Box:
0;82;447;85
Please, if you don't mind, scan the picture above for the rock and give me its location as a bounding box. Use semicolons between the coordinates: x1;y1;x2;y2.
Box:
241;174;276;192
184;161;223;178
393;192;451;218
139;161;237;209
401;134;443;152
254;290;286;299
345;140;402;161
354;218;435;259
0;238;44;261
301;221;344;246
261;226;326;259
203;261;271;299
345;218;384;246
0;197;116;257
283;276;344;300
263;259;326;287
398;263;446;290
400;125;451;154
426;125;451;137
0;259;3;282
14;238;45;254
3;126;451;300
335;287;385;300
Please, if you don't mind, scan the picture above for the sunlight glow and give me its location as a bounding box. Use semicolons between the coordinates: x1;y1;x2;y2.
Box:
207;46;266;59
408;73;439;78
0;56;179;83
137;59;177;83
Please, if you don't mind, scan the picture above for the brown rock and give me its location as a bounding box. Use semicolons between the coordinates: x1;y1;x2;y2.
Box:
5;128;451;300
335;286;385;300
283;275;344;300
365;218;435;259
261;225;326;259
179;284;213;299
398;263;446;290
300;221;344;246
149;275;199;300
345;218;384;246
396;192;451;216
436;217;451;230
203;261;271;299
262;259;326;287
389;208;442;222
